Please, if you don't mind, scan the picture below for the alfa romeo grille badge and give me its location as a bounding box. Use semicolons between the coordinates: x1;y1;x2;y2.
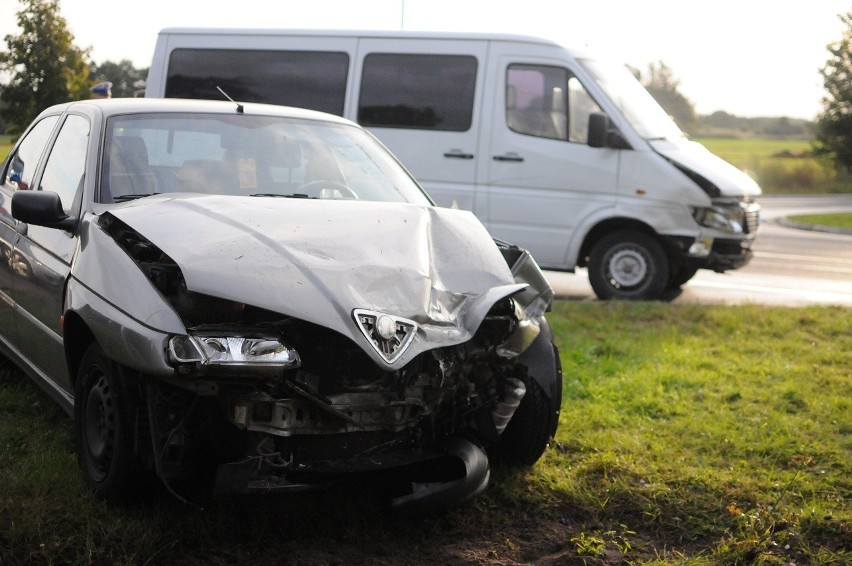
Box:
352;309;417;364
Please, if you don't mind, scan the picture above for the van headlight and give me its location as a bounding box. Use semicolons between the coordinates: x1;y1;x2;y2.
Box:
691;201;745;234
168;335;300;368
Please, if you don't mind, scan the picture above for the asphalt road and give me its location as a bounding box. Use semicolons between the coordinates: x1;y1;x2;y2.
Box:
545;194;852;306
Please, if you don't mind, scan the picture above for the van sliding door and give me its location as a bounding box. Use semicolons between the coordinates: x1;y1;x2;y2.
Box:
354;39;487;213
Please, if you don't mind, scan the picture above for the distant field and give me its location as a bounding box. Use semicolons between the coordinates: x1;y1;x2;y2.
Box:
1;135;12;160
696;137;851;194
696;137;812;164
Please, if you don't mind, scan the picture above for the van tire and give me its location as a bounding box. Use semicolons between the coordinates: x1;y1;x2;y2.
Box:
588;231;669;300
667;265;699;289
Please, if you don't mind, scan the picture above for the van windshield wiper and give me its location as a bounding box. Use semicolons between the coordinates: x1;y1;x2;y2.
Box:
113;193;160;202
250;193;316;199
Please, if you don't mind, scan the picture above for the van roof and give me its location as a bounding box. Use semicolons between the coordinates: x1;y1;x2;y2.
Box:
155;27;578;51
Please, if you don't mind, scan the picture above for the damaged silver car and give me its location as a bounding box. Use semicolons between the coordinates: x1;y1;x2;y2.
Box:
0;98;561;513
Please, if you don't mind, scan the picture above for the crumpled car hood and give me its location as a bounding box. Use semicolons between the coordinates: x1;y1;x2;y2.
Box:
649;138;762;198
109;194;525;368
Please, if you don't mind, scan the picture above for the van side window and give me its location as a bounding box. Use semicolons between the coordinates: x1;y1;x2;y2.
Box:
506;65;602;143
165;49;349;116
358;54;477;131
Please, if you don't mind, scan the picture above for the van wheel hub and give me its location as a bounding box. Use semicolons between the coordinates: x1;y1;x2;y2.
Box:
608;248;647;288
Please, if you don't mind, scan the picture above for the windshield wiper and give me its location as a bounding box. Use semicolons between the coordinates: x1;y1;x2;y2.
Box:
250;193;315;199
113;193;160;202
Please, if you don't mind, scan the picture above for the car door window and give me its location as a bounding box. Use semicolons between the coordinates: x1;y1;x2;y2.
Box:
506;65;601;143
3;116;59;192
39;115;89;214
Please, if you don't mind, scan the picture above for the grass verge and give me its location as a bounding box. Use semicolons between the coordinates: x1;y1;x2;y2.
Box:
787;213;852;231
1;302;850;565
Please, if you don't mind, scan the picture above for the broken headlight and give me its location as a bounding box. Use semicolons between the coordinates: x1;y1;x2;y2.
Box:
691;200;746;234
168;335;300;368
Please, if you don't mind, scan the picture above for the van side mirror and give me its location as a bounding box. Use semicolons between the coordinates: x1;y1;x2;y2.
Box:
587;113;610;148
11;190;77;231
587;112;632;150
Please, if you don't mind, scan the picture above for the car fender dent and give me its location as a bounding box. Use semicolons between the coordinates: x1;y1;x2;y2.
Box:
66;278;175;376
71;217;186;334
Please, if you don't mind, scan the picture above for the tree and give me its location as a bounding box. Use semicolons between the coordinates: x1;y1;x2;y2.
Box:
91;59;149;98
814;10;852;171
0;0;91;134
638;61;697;131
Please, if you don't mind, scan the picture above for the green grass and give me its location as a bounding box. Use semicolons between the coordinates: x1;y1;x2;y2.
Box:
697;137;852;195
1;135;13;161
1;302;849;565
788;213;852;231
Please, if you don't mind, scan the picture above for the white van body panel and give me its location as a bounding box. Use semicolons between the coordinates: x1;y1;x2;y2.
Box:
353;37;489;217
145;28;761;300
648;139;762;198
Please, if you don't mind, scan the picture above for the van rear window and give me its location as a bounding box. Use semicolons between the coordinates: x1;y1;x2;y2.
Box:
358;54;477;132
165;49;349;116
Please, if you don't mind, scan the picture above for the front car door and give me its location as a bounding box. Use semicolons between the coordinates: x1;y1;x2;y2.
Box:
482;54;620;269
10;113;89;393
0;115;60;352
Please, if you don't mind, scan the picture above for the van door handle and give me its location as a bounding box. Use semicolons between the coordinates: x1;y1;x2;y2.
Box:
493;153;524;162
443;151;474;160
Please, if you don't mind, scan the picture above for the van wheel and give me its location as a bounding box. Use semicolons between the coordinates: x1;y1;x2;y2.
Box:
588;231;669;300
667;265;699;289
74;343;142;501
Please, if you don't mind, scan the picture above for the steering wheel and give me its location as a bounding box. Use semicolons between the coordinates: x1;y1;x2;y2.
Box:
295;180;358;200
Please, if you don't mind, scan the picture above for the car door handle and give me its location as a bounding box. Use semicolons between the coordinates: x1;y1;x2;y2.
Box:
443;151;474;160
493;153;524;162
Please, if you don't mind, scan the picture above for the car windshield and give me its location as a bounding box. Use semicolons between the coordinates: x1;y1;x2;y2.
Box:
579;58;685;141
100;113;431;205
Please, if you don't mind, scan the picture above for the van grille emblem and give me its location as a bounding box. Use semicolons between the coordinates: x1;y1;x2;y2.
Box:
353;309;417;364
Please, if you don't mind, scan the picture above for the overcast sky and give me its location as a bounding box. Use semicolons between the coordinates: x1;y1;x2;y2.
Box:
0;0;849;119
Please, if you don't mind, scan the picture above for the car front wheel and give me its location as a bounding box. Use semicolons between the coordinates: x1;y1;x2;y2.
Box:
74;343;143;500
588;231;669;300
497;376;555;466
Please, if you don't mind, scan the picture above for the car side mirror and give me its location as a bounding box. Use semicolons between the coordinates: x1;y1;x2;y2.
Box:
587;112;632;150
11;190;77;231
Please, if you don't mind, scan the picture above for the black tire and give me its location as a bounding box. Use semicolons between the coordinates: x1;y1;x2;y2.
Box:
497;377;554;466
587;230;669;300
74;343;142;501
667;265;699;290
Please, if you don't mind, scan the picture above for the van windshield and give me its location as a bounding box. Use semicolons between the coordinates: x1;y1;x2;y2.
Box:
579;58;685;141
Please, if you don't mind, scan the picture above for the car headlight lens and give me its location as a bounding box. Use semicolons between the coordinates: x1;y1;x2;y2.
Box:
692;202;745;234
168;335;300;367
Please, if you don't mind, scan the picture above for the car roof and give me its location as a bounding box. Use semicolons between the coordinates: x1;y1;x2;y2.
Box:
40;97;354;125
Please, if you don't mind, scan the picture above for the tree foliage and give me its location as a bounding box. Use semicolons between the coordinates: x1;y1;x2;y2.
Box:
0;0;91;134
633;61;697;131
91;59;148;99
814;10;852;171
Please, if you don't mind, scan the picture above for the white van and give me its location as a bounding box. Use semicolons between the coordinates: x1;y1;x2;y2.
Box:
145;28;761;300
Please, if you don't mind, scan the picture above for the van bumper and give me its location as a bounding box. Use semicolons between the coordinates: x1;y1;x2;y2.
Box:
666;235;755;273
